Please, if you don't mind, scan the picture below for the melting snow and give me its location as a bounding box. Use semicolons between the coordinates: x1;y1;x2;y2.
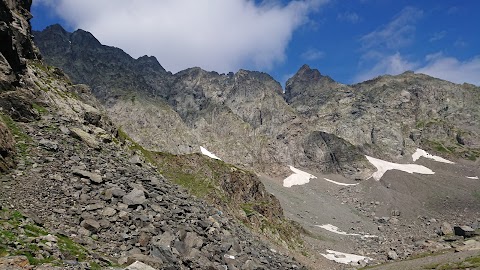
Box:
466;176;479;180
323;178;359;186
200;146;221;160
283;166;317;187
366;156;434;180
316;224;376;238
412;148;454;164
320;250;372;265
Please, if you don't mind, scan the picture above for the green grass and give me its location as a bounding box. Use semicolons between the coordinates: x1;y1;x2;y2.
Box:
0;208;109;268
117;127;156;165
241;204;256;217
423;254;480;269
56;234;89;261
23;224;48;237
32;103;48;114
0;113;33;159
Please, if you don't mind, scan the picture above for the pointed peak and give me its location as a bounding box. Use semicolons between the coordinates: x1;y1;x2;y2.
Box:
41;24;70;36
136;55;166;72
291;64;329;83
71;29;102;47
299;64;312;72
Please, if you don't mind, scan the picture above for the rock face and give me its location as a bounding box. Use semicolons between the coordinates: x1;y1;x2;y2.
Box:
286;65;480;160
0;0;38;88
34;25;377;179
35;25;480;179
0;117;15;172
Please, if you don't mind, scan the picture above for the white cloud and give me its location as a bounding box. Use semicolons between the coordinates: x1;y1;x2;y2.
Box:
337;11;360;23
360;7;423;51
416;53;480;85
36;0;327;73
355;52;480;86
300;48;324;61
354;52;417;82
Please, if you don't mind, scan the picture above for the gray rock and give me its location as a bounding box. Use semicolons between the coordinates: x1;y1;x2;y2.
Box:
84;110;102;126
387;250;398;260
85;203;104;211
125;254;163;269
70;127;100;149
81;219;101;233
129;155;142;166
123;189;147;205
124;261;157;270
102;207;117;217
454;226;475;237
441;222;454;235
72;168;103;184
39;138;58;151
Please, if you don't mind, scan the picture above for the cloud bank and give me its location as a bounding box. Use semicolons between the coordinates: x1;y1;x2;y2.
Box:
35;0;327;73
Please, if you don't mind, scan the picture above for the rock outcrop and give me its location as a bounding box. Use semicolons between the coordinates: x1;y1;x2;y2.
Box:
0;0;38;88
0;116;15;172
286;65;480;161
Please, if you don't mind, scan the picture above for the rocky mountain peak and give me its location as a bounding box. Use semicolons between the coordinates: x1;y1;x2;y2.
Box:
71;29;102;47
284;64;336;103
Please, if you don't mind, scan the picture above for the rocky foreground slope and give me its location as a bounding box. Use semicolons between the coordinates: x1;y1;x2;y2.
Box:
0;1;307;269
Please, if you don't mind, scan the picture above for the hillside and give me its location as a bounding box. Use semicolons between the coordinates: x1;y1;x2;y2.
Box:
0;1;309;269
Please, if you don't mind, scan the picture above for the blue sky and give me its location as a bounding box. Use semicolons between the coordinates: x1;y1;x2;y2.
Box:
31;0;480;86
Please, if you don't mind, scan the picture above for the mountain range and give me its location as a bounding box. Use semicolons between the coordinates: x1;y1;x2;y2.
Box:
34;24;480;181
1;1;480;269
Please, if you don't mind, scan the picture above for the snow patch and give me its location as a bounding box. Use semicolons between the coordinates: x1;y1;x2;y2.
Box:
366;155;434;180
466;176;479;180
323;178;359;186
200;146;221;160
283;166;317;187
320;249;372;265
316;224;376;238
412;148;454;164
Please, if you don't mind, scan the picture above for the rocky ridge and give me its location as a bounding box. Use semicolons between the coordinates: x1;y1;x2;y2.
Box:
285;66;480;161
34;25;480;181
33;25;375;180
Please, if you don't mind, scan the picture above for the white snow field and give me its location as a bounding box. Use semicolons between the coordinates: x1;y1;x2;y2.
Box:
320;249;372;264
323;178;359;186
466;176;479;180
283;166;317;187
412;148;454;164
200;146;221;160
366;155;435;180
316;224;376;238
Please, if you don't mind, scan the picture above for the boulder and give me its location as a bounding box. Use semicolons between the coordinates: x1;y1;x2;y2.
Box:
72;168;103;184
80;219;101;233
84;110;102;126
440;222;454;235
125;254;163;269
387;250;398;260
69;127;100;149
123;189;147;206
124;261;156;270
454;226;475;237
